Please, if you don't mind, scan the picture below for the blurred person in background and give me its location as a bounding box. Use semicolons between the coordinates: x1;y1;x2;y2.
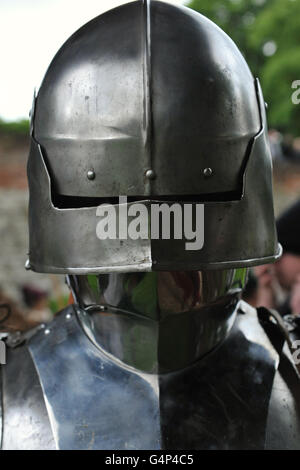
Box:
0;286;39;332
21;284;52;324
253;199;300;316
268;129;284;163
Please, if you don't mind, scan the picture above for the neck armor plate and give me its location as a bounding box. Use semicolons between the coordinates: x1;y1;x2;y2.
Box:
68;269;246;373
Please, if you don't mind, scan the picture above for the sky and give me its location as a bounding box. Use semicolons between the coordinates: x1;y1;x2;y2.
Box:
0;0;184;121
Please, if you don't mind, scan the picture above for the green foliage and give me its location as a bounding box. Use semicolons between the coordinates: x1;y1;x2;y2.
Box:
187;0;300;135
0;118;29;136
48;294;69;314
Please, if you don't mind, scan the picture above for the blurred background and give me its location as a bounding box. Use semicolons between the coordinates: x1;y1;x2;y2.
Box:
0;0;299;330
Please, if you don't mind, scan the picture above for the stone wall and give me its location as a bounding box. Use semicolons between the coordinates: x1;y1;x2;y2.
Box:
0;134;67;305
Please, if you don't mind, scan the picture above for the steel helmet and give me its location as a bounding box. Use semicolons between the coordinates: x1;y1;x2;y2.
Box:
27;0;281;274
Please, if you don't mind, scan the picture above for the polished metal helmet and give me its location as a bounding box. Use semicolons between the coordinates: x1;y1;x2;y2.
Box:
27;0;281;274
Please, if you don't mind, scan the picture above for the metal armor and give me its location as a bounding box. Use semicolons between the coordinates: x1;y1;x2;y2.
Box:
27;0;280;274
4;0;295;451
1;297;300;450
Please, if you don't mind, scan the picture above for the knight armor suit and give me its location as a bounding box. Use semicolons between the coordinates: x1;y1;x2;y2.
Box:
1;0;300;450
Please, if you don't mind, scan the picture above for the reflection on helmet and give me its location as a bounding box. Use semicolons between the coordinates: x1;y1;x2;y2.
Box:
71;269;247;317
69;269;247;372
